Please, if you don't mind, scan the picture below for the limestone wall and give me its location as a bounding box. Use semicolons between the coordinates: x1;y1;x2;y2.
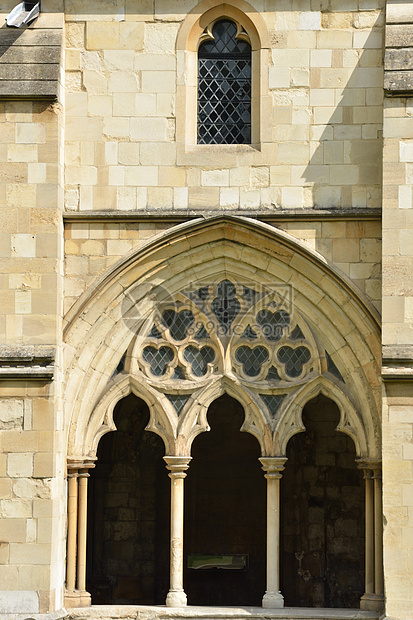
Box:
0;2;66;613
63;217;381;315
63;0;384;213
382;97;413;619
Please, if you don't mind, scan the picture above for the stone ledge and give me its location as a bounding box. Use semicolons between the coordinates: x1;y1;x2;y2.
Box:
382;344;413;362
0;345;55;364
63;208;382;223
0;365;55;379
0;345;55;379
65;606;380;620
382;345;413;381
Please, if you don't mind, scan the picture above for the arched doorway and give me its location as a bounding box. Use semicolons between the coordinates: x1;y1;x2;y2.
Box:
184;394;266;606
64;216;382;610
281;394;364;608
86;394;169;605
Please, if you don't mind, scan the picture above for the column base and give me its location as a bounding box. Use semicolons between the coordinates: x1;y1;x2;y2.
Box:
262;591;284;608
360;593;384;611
166;589;187;607
64;589;92;609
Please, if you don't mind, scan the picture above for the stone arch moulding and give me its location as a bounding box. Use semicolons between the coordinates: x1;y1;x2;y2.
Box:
63;215;381;462
175;0;273;165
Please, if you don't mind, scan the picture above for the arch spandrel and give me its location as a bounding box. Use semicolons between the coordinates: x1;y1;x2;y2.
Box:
63;216;381;461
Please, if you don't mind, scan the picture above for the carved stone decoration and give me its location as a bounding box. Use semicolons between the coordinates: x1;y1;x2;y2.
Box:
115;278;352;456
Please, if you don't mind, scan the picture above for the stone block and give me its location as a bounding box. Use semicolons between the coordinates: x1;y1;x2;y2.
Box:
86;22;120;50
299;11;321;30
140;142;176;166
144;23;179;53
141;70;176;93
0;591;39;614
173;186;188;209
11;234;36;258
277;142;309;165
119;22;144;50
201;169;230;187
130;118;167;141
147;187;173;209
7;453;33;477
7;144;38;163
0;499;32;519
0;400;23;430
108;71;139;93
15;123;46;144
124;165;158;186
158;166;185;186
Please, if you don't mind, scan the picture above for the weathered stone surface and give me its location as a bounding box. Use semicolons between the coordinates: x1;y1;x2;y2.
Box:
0;400;23;430
0;46;61;64
385;71;413;92
385;48;413;71
0;64;59;80
0;29;62;47
0;80;58;97
386;24;413;48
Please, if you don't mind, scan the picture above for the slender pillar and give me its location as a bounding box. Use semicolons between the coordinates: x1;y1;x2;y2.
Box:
259;457;287;609
164;456;192;607
363;468;375;598
65;458;95;609
66;471;78;591
373;467;384;598
77;468;90;592
358;460;384;612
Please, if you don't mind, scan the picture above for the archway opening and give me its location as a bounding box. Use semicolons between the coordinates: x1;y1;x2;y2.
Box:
281;394;364;608
86;393;169;605
184;394;266;606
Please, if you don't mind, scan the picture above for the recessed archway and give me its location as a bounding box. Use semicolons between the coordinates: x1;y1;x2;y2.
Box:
63;216;382;611
86;394;169;605
184;394;266;606
281;394;364;608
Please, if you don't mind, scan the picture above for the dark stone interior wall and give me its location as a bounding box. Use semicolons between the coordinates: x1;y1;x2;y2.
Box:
86;392;364;608
281;394;364;608
184;395;266;606
87;394;169;604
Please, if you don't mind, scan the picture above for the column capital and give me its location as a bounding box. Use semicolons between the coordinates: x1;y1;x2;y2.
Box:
164;456;192;478
259;457;287;478
67;456;96;474
356;458;381;476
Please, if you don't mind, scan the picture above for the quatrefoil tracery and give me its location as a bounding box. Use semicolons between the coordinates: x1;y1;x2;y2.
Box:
135;281;319;390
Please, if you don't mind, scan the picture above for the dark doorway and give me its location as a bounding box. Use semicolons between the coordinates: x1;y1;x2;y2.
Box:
281;394;364;608
184;394;266;606
86;394;169;604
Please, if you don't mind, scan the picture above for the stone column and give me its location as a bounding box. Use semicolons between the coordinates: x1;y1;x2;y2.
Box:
358;460;384;612
164;456;192;607
373;466;384;599
66;471;78;592
64;459;95;609
259;457;287;609
77;468;90;593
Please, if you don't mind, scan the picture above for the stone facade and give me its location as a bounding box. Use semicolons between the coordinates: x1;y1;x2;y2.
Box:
0;0;412;618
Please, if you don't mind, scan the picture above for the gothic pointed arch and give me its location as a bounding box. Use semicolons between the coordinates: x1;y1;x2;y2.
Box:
63;215;381;462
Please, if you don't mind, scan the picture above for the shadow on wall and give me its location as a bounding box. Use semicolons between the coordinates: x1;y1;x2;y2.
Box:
299;25;383;210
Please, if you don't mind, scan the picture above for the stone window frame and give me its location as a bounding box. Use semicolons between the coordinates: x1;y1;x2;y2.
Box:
175;0;273;167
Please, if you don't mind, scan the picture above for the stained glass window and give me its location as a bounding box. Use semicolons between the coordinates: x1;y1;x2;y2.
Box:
235;345;269;377
277;346;311;378
183;345;215;377
260;394;286;418
142;346;174;377
165;394;190;414
198;19;251;144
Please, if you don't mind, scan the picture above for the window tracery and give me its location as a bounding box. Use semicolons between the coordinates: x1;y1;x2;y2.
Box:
124;279;344;429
